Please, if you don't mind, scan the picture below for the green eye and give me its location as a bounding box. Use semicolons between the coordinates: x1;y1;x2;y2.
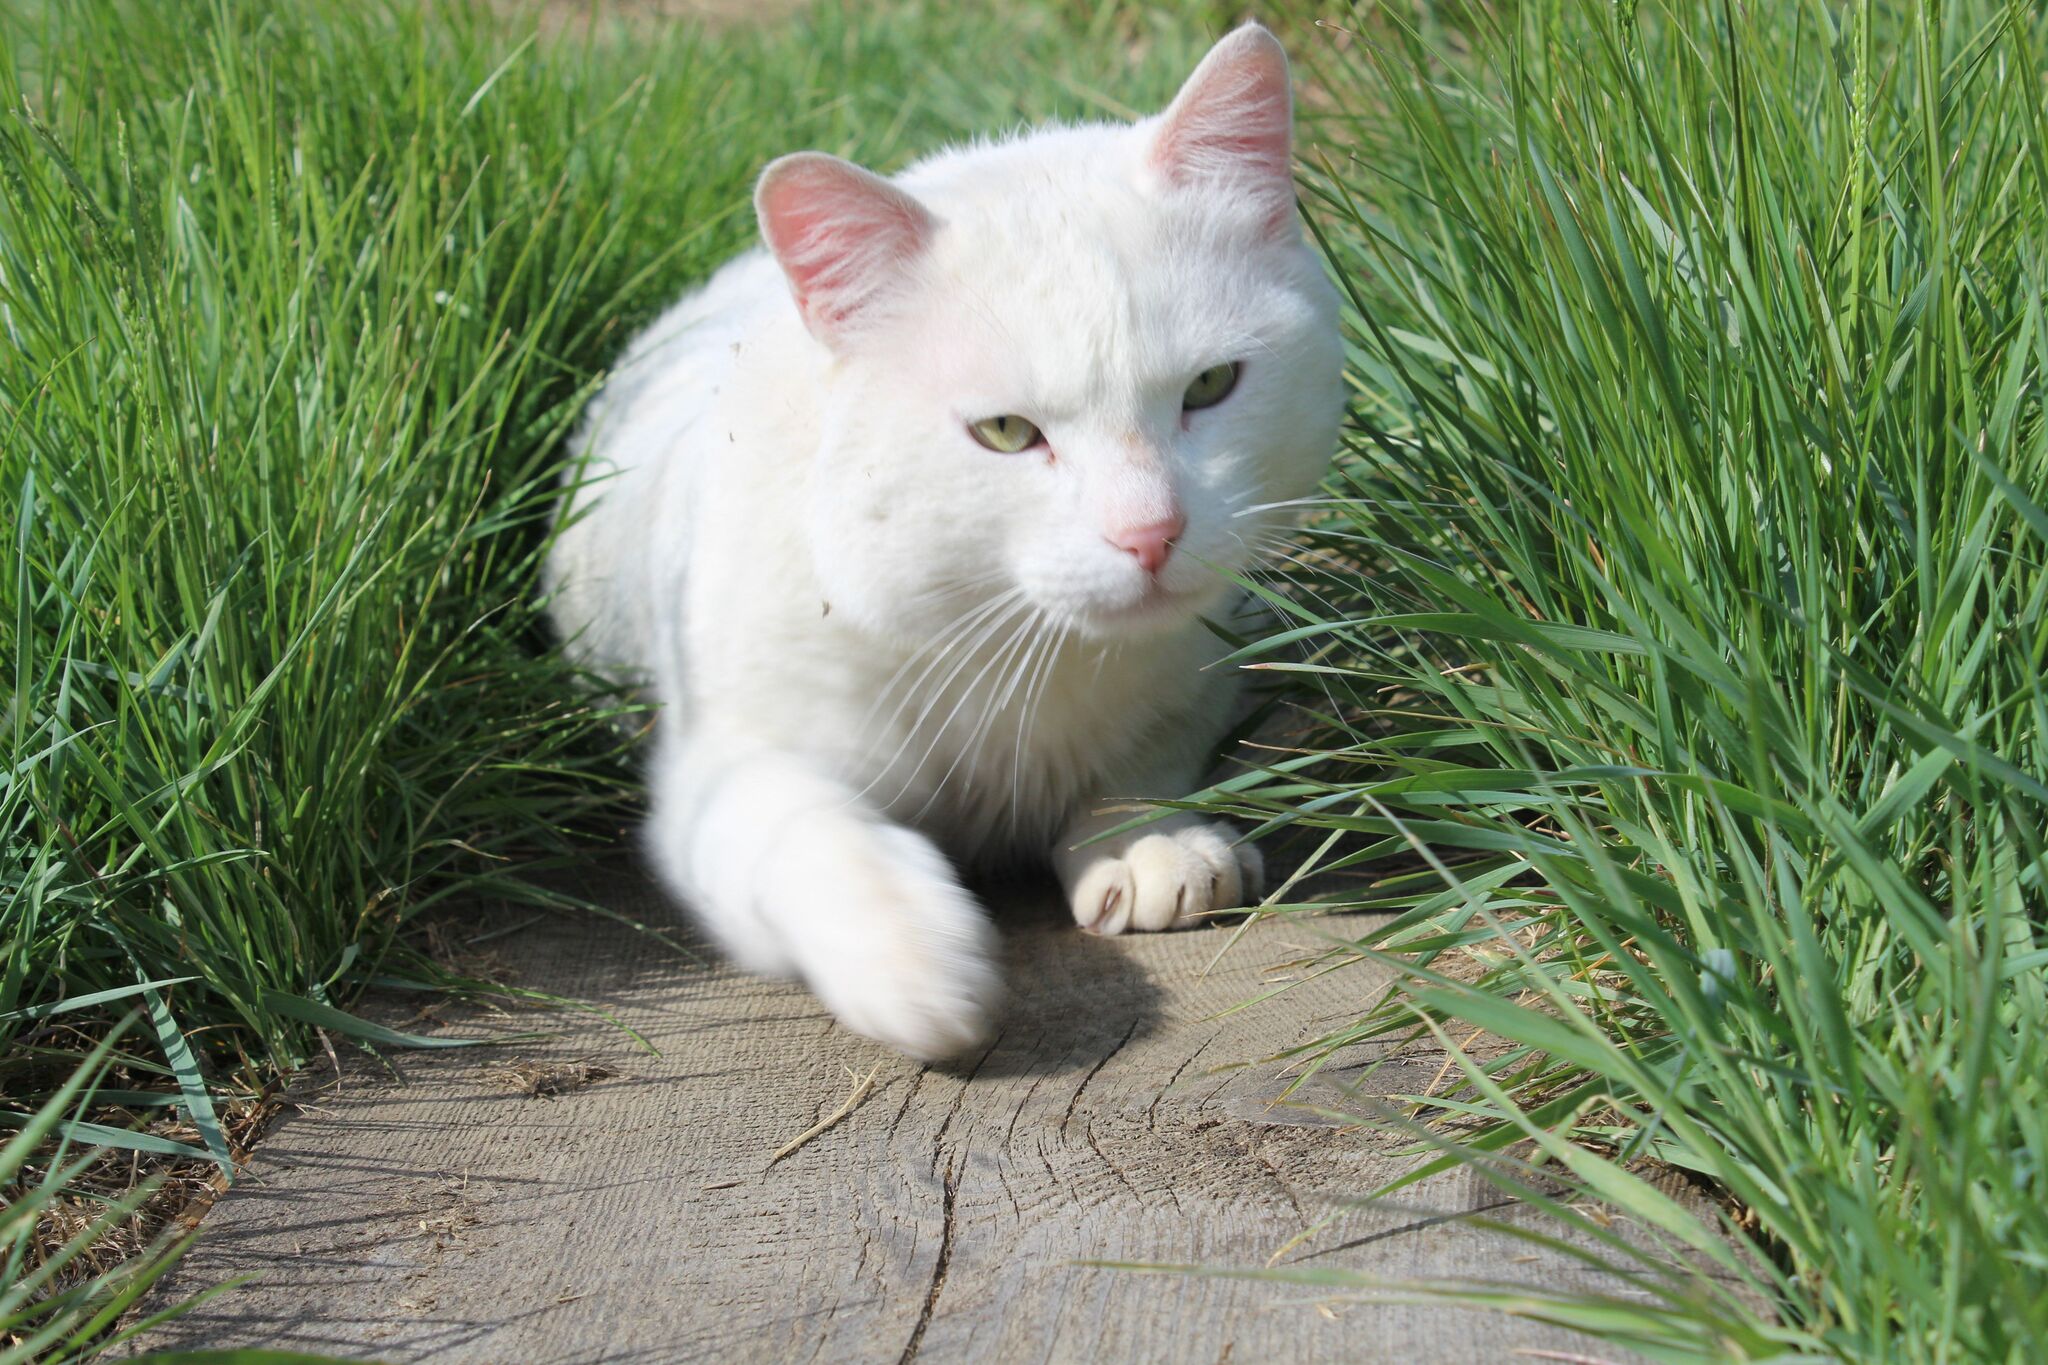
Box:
968;414;1042;453
1183;361;1240;411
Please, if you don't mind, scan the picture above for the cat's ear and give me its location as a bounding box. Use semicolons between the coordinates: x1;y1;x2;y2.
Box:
1147;23;1297;235
755;152;936;346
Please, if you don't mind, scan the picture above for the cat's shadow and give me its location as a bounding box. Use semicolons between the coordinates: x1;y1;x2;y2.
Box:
939;872;1167;1081
522;854;1166;1082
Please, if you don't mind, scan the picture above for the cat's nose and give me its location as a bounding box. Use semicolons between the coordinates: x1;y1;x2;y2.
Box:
1107;514;1186;575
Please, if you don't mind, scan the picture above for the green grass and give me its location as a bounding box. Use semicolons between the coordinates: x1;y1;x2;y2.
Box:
1181;0;2048;1358
0;1;1219;1352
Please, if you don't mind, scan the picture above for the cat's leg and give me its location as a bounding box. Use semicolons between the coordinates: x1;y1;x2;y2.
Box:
1052;795;1265;937
644;729;1000;1060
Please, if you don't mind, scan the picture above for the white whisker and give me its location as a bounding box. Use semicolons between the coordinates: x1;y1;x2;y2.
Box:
858;586;1022;755
865;594;1035;810
913;601;1048;818
1233;495;1342;519
1010;616;1071;822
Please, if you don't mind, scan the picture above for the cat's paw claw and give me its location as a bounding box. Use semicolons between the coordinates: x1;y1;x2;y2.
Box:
1068;822;1261;935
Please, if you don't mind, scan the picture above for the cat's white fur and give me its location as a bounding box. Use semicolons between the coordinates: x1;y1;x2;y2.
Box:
547;25;1343;1059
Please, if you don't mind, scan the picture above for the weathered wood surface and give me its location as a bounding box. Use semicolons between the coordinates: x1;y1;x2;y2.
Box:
139;862;1668;1363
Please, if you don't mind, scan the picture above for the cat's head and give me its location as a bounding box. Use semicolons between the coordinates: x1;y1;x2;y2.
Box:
755;24;1344;645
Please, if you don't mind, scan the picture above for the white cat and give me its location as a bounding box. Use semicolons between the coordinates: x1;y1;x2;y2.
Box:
546;24;1344;1060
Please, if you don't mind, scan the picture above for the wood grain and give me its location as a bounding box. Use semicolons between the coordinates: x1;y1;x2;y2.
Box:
136;863;1679;1363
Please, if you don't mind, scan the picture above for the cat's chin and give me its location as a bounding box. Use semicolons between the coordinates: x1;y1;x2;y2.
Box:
1062;582;1217;639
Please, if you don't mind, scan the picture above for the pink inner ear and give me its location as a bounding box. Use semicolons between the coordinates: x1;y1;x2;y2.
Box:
756;154;935;341
1149;27;1295;228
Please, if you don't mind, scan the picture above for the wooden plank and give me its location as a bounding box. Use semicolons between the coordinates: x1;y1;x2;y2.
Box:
137;864;1669;1362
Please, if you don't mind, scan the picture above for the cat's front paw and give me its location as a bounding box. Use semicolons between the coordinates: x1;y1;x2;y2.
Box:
820;933;999;1062
800;828;1003;1061
1060;818;1263;936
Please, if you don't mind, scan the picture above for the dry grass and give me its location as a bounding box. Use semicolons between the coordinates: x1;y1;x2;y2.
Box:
492;1060;621;1098
5;1087;276;1333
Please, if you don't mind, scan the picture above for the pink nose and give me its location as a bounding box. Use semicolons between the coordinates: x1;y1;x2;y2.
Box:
1107;514;1186;575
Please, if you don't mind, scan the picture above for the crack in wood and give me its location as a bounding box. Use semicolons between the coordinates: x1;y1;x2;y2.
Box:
885;1066;928;1146
896;1153;959;1365
929;1037;997;1174
1000;1069;1048;1150
1149;1029;1219;1132
1085;1117;1145;1206
994;1162;1024;1222
1061;1018;1140;1133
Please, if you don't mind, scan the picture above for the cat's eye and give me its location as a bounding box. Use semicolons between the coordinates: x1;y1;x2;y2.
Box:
968;414;1042;453
1182;362;1240;411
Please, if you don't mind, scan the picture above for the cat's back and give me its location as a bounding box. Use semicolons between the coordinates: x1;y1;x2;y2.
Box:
547;249;816;679
569;248;799;503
